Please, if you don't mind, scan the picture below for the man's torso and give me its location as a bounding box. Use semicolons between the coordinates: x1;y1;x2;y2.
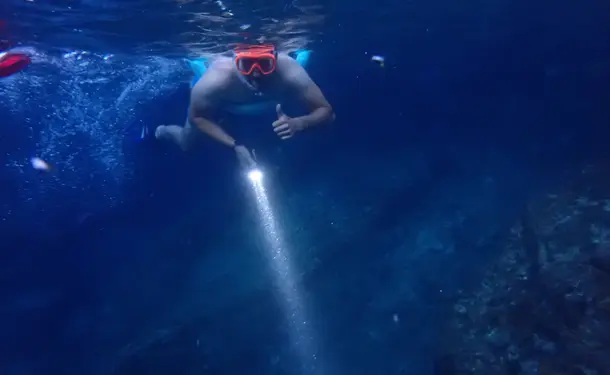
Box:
195;55;294;114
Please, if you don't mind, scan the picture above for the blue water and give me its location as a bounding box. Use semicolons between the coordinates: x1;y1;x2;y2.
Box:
1;0;610;374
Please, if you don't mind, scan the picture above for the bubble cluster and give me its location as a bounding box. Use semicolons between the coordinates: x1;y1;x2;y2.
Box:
0;48;183;227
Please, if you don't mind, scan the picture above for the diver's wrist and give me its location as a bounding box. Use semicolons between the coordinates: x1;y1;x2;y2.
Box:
296;116;312;130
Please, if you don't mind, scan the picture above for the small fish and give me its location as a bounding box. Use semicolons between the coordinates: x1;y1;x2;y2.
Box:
221;10;233;17
31;157;51;171
371;55;385;68
240;24;251;30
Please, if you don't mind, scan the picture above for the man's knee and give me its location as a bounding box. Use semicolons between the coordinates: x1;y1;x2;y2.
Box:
179;124;198;151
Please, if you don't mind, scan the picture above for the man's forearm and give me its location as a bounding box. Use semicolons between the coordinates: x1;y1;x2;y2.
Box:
299;106;335;129
191;116;235;148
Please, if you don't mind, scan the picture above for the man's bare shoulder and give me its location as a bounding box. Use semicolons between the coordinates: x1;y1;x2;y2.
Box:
192;57;234;96
276;53;301;75
207;56;235;74
276;52;312;88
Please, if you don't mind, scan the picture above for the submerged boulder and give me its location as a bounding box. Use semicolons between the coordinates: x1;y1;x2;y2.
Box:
445;164;610;375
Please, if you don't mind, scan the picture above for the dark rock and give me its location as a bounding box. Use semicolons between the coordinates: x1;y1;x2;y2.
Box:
505;359;521;375
589;256;610;275
443;164;610;374
433;354;457;375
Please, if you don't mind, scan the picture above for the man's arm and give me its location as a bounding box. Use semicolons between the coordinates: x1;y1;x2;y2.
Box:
189;72;236;148
281;55;335;129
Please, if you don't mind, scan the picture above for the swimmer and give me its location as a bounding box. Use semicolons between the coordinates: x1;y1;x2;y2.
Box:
155;44;335;169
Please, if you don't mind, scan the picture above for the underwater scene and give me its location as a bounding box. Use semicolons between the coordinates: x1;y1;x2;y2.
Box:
1;0;610;374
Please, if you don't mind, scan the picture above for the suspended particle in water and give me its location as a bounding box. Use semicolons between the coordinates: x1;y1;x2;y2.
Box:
31;157;51;171
371;55;385;68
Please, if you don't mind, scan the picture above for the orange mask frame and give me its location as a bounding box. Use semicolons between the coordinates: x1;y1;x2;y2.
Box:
234;44;277;76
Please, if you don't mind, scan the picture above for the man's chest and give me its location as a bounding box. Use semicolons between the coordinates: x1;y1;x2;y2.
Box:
220;78;289;106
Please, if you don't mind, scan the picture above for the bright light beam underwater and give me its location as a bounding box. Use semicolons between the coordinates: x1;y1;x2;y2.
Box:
246;167;324;374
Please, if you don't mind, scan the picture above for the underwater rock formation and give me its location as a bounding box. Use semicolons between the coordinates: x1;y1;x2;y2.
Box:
445;164;610;375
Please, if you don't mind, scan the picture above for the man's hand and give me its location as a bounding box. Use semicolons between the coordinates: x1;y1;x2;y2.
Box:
234;145;257;170
272;104;306;140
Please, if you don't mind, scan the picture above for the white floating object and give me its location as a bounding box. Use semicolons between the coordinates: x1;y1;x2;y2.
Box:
371;55;385;67
31;157;51;171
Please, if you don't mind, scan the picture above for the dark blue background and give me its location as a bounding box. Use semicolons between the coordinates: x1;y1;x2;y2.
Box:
1;0;610;373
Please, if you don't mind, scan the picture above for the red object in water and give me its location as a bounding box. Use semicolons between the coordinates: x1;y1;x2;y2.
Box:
0;53;31;77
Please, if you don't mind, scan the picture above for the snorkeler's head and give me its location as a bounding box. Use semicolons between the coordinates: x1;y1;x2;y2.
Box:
234;44;277;77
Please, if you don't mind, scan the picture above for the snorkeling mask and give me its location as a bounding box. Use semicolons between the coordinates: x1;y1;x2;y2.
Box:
234;44;277;76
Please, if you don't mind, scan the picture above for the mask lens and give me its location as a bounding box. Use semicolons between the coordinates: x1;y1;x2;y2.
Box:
237;57;256;73
257;57;275;73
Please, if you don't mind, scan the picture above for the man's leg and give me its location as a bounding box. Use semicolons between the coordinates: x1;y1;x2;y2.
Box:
155;68;202;151
155;118;198;151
